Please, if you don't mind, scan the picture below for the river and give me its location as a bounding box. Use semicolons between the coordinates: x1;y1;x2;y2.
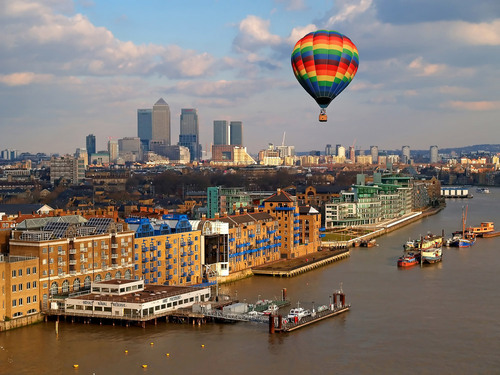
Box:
1;188;499;374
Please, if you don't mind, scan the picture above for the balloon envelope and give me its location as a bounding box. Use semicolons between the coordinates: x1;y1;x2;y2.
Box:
291;30;359;109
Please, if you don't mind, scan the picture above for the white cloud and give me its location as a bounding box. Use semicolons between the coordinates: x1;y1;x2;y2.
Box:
408;57;446;76
326;0;373;26
0;72;53;86
0;0;217;78
233;15;282;53
448;19;500;46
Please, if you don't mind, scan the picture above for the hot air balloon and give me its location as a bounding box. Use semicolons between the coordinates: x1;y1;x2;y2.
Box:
291;30;359;122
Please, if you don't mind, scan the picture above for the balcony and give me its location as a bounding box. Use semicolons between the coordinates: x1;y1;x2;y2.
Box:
102;245;109;250
165;243;172;249
187;240;193;245
142;257;149;263
166;265;173;270
111;243;118;248
69;270;77;275
58;251;66;256
142;268;149;274
181;262;187;267
69;249;77;255
69;260;77;265
180;242;186;247
111;254;118;259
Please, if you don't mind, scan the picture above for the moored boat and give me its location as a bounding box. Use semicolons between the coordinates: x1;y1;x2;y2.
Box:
421;247;442;264
466;222;494;237
263;304;279;315
476;187;490;194
287;305;312;322
448;205;476;248
397;252;419;267
360;239;377;248
483;231;500;238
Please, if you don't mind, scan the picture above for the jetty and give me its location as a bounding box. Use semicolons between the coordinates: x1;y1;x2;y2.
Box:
252;248;349;277
269;289;349;333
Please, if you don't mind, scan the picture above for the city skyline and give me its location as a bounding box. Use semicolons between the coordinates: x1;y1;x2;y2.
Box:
0;0;499;154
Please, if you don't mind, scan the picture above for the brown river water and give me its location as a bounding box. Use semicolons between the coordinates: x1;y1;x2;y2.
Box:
1;188;499;374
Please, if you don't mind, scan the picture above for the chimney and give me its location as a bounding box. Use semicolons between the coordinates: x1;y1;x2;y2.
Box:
277;188;281;194
214;213;219;219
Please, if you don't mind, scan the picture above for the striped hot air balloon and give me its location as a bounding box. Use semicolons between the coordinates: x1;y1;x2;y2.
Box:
291;30;359;122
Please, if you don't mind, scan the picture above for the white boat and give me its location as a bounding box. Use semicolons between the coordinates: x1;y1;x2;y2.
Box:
287;307;311;321
476;188;490;194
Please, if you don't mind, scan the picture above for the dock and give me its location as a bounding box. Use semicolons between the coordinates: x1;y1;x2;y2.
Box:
252;248;350;277
269;289;349;333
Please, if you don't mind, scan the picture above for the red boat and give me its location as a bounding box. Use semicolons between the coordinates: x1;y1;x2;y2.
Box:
397;252;419;267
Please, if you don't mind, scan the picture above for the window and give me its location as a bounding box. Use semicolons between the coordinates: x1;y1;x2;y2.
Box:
33;281;37;288
32;266;37;274
33;295;37;302
27;282;31;289
12;300;16;307
12;285;16;292
18;298;23;306
26;268;31;275
27;296;31;304
49;246;53;253
18;283;23;291
42;247;48;254
12;270;16;277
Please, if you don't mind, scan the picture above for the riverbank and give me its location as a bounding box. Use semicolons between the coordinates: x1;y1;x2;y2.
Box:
245;205;445;280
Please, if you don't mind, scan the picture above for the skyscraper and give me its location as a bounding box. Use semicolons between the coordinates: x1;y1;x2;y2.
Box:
86;134;96;161
402;145;411;164
152;98;170;145
178;108;201;161
325;144;333;156
229;121;243;146
137;109;152;151
370;145;379;164
430;145;439;164
213;120;228;145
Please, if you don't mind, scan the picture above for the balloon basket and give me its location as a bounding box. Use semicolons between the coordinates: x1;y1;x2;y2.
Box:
319;113;327;122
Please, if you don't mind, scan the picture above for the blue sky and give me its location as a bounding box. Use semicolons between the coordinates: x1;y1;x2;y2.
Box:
0;0;499;155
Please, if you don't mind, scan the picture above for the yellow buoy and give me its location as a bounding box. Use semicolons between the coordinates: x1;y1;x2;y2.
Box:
73;364;79;368
201;344;205;348
125;350;128;354
166;353;170;357
150;342;154;346
142;364;148;368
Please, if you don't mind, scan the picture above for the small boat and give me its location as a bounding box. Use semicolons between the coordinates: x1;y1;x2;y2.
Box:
263;304;279;315
449;205;476;248
476;187;490;194
360;239;377;247
403;233;443;251
397;252;419;267
421;247;442;264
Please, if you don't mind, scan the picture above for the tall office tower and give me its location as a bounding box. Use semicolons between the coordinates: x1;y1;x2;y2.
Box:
108;139;119;163
137;108;153;151
370;145;379;164
86;134;96;161
213;120;228;145
325;144;333;156
402;145;411;164
337;146;346;158
349;146;355;162
178;108;201;161
335;144;342;156
152;98;171;145
430;145;439;164
229;121;243;146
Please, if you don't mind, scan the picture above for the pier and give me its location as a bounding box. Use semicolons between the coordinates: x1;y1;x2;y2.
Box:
252;248;350;277
269;290;349;333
